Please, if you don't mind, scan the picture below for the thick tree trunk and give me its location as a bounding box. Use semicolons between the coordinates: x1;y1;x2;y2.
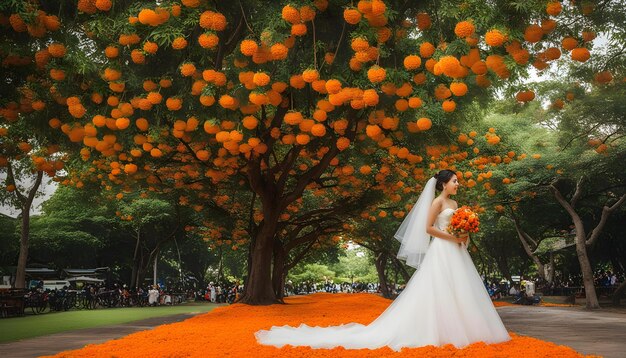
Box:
612;280;626;306
239;109;361;305
237;223;280;305
14;170;43;289
575;237;599;309
511;214;547;281
390;255;411;283
549;179;604;309
374;252;392;299
569;208;599;308
272;242;287;302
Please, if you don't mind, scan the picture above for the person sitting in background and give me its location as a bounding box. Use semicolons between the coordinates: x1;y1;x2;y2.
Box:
148;285;159;306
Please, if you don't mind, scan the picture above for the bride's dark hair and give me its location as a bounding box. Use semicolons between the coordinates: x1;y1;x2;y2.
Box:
433;170;456;191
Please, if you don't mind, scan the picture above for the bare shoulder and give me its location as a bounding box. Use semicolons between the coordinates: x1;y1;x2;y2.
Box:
442;199;458;210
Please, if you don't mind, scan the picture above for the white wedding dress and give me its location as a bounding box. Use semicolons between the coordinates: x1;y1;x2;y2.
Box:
254;208;511;351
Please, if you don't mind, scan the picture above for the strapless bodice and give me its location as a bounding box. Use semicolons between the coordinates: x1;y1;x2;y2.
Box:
435;208;455;231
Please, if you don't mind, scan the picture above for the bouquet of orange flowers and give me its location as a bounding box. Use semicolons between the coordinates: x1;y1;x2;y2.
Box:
448;206;480;236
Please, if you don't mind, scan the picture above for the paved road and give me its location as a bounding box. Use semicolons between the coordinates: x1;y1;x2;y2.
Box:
1;306;625;357
0;313;198;358
498;306;626;358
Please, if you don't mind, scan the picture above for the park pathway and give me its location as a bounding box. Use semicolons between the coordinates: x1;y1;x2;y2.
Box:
498;305;626;358
0;305;624;357
0;313;198;358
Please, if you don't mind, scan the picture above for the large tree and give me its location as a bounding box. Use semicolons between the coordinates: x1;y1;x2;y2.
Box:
1;0;615;304
481;80;626;309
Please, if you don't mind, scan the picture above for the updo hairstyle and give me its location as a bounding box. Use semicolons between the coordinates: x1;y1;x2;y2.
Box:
433;170;456;191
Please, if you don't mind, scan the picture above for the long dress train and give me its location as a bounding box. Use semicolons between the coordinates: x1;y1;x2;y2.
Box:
254;208;511;351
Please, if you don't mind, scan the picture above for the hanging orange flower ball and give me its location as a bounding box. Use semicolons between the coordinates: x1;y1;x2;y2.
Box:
242;116;258;130
454;21;475;38
442;99;456;112
172;37;188;49
291;23;307;36
438;56;462;78
416;117;432;131
166;97;183;111
281;5;301;24
252;72;270;86
343;8;361;25
594;71;613;84
179;63;196;77
546;1;562;16
335;137;349;151
311;123;326;137
198;33;219;48
363;89;379;106
367;66;386;83
561;37;578;51
485;29;507;47
571;47;590;62
403;55;422;70
416;12;431;30
419;42;435;58
270;43;288;60
524;24;543;43
199;11;227;31
240;39;258;56
95;0;112;11
515;90;535;102
302;69;320;83
47;43;66;58
296;134;310;145
450;82;468;96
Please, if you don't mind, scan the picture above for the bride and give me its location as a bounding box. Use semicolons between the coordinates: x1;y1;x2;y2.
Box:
255;170;511;351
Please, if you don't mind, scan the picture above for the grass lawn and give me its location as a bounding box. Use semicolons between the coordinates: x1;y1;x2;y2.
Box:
0;302;221;343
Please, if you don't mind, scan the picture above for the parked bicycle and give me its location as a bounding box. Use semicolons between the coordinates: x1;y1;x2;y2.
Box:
24;290;48;314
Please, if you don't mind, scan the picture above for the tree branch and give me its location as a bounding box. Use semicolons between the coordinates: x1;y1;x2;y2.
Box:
6;160;27;204
281;109;360;209
561;122;605;150
586;193;626;247
549;179;581;221
571;176;584;209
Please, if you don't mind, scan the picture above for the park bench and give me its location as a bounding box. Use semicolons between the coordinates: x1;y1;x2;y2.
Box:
0;291;25;318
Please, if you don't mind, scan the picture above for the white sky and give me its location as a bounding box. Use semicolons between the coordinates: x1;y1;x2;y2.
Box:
0;172;57;218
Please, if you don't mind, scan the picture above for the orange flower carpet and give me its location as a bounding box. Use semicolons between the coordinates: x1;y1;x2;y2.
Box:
48;293;598;358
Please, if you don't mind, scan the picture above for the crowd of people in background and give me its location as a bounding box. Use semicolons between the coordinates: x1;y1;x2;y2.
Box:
594;270;621;287
531;270;623;297
22;280;192;310
18;268;624;312
78;283;184;306
478;269;624;304
194;282;242;304
284;280;381;296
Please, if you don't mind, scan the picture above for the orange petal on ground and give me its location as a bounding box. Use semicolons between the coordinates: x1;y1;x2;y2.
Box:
47;293;595;358
493;301;517;307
